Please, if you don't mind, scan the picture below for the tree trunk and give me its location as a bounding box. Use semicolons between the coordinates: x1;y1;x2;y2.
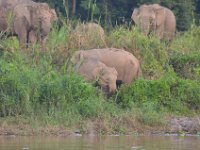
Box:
72;0;76;15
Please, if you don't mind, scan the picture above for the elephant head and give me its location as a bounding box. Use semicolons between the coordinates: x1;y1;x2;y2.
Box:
11;2;58;49
30;3;58;48
131;4;165;36
71;51;118;95
92;64;118;94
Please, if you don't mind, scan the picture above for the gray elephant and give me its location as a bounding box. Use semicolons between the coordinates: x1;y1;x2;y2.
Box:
0;0;58;49
71;22;106;49
71;48;142;85
14;2;57;49
0;0;33;32
74;58;118;95
131;4;176;41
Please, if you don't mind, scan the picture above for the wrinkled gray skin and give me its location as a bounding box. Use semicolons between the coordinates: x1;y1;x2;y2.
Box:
71;48;142;85
131;4;176;41
0;0;58;49
0;0;32;31
74;58;118;95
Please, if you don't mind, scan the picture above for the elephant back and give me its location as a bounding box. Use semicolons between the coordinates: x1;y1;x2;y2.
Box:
79;48;141;84
0;0;31;9
0;0;33;20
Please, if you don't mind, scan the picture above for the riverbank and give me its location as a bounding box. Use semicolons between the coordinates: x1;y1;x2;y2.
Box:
0;24;200;138
0;116;199;136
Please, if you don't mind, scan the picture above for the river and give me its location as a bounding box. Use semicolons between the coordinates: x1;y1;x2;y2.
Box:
0;135;199;150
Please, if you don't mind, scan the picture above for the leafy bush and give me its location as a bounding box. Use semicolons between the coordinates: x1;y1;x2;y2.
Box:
0;51;104;118
168;26;200;79
170;25;200;54
170;52;200;79
107;26;168;79
117;72;200;113
45;25;71;65
1;21;200;132
0;37;19;52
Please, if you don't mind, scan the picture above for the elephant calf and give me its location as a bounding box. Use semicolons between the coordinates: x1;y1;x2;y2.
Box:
74;58;118;95
71;48;142;85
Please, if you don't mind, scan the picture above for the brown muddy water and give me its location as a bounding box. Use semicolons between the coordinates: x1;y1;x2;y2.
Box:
0;135;199;150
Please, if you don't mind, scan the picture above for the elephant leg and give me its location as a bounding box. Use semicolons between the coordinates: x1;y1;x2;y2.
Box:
14;18;28;48
41;36;48;51
155;26;164;40
28;30;37;44
17;29;28;48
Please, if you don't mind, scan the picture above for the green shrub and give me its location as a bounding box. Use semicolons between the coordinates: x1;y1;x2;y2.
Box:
0;37;19;52
170;52;200;79
136;101;164;126
0;51;104;119
117;72;200;113
169;26;200;79
194;68;200;81
170;25;200;54
107;26;168;79
1;21;200;131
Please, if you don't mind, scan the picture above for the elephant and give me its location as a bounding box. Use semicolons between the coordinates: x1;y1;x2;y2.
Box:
131;4;176;41
71;48;142;85
70;22;106;49
0;0;58;49
74;58;118;95
0;0;33;31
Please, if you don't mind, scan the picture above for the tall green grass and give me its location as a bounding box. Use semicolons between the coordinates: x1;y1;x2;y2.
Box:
107;26;168;79
0;22;200;132
0;50;106;123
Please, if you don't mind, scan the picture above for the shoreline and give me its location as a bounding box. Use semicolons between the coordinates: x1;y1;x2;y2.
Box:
0;116;199;137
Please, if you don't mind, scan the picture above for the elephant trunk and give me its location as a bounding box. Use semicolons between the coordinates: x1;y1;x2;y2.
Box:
140;18;151;36
108;84;117;94
101;84;116;96
141;24;150;36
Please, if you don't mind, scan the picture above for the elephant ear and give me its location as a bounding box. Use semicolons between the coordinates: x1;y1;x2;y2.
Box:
154;8;165;26
35;3;50;18
131;8;140;24
92;66;105;82
50;9;58;22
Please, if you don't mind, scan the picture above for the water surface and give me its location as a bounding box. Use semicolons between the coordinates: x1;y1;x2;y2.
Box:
0;135;199;150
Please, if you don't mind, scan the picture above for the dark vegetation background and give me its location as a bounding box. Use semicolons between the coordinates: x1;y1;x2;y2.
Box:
35;0;199;31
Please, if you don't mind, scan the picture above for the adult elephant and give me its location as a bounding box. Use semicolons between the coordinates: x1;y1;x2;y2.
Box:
71;22;106;49
13;2;57;49
0;0;58;49
71;48;142;85
0;0;32;31
131;4;176;41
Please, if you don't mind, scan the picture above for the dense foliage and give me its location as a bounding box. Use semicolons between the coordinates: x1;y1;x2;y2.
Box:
1;23;200;131
1;0;200;134
35;0;198;31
